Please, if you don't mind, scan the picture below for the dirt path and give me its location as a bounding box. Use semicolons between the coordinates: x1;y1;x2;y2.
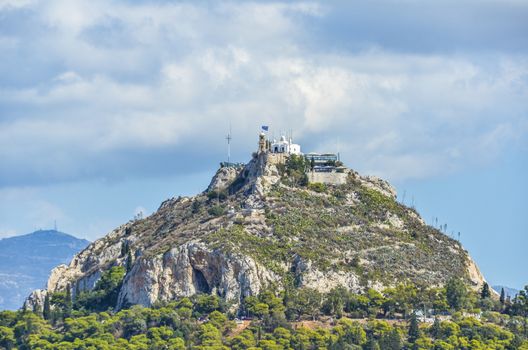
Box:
229;316;424;336
229;320;252;336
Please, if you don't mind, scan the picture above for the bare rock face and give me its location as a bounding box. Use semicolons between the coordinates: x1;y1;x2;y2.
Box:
239;152;282;196
359;175;398;199
24;289;48;311
25;151;488;311
466;255;487;289
292;256;362;293
207;167;242;193
117;242;279;309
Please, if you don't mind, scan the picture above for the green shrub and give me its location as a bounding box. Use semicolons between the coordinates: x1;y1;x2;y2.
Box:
282;154;308;186
207;189;227;201
308;182;326;193
208;205;225;217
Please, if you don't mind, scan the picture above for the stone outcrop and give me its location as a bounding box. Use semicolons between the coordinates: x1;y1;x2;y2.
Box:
292;256;362;293
207;166;242;193
359;174;398;199
24;289;48;312
466;255;487;289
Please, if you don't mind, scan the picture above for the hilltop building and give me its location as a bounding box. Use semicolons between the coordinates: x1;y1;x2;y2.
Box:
256;129;347;184
270;136;302;155
304;153;338;165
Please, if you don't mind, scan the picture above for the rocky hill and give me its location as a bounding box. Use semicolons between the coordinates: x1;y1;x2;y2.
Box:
0;230;88;310
24;151;486;312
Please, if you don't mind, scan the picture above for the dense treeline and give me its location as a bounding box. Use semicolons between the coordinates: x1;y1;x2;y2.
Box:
2;273;528;349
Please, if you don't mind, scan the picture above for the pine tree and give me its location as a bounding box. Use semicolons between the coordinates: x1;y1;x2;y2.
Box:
481;282;491;299
446;278;467;310
408;312;420;343
43;294;51;320
500;288;505;305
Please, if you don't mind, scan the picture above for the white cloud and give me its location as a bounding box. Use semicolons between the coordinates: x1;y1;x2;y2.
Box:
0;187;67;234
28;200;66;229
0;229;17;239
0;1;527;186
0;0;35;10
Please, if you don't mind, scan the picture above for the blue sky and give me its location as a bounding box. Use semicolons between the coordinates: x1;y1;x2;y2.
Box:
0;0;526;288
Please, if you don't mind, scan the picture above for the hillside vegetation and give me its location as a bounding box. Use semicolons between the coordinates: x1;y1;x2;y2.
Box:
5;281;528;349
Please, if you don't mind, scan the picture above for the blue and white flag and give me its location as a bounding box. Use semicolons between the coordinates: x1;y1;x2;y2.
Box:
261;125;269;131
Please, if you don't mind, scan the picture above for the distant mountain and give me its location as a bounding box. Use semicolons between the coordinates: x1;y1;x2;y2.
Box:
493;285;521;299
0;230;89;310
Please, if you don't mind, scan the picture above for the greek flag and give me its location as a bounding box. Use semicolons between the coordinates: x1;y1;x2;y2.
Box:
261;125;269;131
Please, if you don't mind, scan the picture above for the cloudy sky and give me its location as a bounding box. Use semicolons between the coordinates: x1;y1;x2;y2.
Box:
0;0;526;288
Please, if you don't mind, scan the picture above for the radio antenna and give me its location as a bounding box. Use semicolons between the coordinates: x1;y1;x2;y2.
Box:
226;123;232;164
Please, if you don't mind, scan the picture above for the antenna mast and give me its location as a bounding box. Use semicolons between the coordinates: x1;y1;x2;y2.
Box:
337;137;340;161
226;123;232;164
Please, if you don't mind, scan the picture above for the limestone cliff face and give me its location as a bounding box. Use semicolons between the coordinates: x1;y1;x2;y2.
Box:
117;242;279;309
26;152;487;311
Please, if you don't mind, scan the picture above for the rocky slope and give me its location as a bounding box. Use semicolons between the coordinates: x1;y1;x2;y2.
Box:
25;152;486;311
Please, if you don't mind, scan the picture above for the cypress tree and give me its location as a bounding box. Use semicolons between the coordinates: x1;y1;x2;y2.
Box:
380;329;402;350
365;339;381;350
43;294;51;320
65;284;72;317
408;312;420;343
121;241;129;257
500;288;505;305
126;251;134;272
75;282;80;299
481;282;491;299
430;317;441;339
32;302;42;316
388;329;402;350
504;296;512;315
